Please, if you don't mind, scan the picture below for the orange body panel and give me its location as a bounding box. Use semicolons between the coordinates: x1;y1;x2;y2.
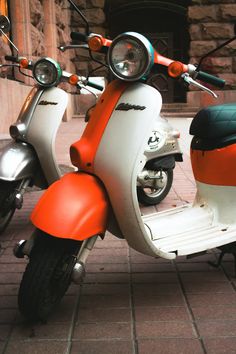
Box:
70;80;128;173
191;144;236;186
31;172;109;240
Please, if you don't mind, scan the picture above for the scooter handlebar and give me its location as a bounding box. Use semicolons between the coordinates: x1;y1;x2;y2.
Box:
5;55;19;63
195;70;225;88
86;80;103;91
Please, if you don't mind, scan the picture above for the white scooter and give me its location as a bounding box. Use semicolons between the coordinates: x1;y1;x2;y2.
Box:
0;15;103;233
15;1;235;322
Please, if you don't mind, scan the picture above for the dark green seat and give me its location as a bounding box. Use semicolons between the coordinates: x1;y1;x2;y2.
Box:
190;103;236;139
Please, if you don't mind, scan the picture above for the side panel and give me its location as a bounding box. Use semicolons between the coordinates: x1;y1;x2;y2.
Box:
31;172;109;240
0;141;37;181
26;87;68;184
191;144;236;186
94;83;174;258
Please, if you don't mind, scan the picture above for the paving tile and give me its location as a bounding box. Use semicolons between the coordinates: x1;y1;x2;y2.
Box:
87;255;128;264
176;261;224;272
134;306;190;322
132;282;182;295
133;292;185;307
76;307;131;323
136;320;196;338
137;338;204;354
79;294;130;309
203;337;236;354
84;272;130;284
196;320;236;337
191;306;236;320
81;283;130;295
0;296;17;309
73;322;132;340
180;271;228;283
10;322;70;340
130;262;175;272
182;281;235;294
70;340;134;354
86;263;129;273
89;247;129;256
131;272;179;283
0;272;22;284
186;293;236;307
4;341;68;354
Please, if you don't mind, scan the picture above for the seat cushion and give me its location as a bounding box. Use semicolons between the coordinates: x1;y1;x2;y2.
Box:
190;103;236;139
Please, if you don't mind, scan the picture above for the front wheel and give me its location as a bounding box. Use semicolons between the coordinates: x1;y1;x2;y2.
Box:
137;169;173;206
18;230;82;321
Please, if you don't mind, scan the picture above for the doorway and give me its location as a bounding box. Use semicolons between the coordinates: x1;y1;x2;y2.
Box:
105;0;190;103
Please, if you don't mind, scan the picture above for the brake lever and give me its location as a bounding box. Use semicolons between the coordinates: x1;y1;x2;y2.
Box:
58;44;89;52
181;73;218;99
0;63;19;68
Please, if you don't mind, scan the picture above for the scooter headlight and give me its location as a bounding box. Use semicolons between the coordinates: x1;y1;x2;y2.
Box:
33;58;62;87
107;32;154;81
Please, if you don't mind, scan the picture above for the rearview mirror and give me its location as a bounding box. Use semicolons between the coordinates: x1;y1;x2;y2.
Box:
0;15;10;35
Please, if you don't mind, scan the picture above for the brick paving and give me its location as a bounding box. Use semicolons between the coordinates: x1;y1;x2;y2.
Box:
0;118;236;354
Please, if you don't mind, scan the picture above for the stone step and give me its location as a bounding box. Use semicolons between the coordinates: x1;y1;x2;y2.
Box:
161;103;199;118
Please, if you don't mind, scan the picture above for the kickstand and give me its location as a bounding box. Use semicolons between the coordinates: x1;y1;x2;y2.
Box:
208;251;225;269
208;249;236;277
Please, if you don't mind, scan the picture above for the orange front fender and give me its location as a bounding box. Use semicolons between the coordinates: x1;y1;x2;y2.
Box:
31;172;109;240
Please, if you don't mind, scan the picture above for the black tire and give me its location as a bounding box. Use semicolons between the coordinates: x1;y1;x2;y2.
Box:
137;169;173;206
18;230;82;321
0;180;19;234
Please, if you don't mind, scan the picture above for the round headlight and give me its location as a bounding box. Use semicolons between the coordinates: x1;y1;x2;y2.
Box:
107;32;154;81
33;58;62;87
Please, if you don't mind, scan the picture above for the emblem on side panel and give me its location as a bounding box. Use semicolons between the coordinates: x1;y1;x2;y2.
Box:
39;100;58;106
115;103;146;111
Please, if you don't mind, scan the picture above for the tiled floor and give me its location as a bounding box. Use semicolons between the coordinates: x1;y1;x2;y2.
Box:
0;118;236;354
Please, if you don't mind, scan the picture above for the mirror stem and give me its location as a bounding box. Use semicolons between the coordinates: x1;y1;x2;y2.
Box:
197;35;236;70
0;29;19;55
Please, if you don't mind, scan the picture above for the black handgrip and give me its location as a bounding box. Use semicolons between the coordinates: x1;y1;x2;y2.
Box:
5;55;19;63
87;80;104;91
195;71;225;88
70;31;88;43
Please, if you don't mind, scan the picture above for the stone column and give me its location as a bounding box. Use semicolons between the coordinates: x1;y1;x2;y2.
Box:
8;0;32;84
9;0;32;57
42;0;57;60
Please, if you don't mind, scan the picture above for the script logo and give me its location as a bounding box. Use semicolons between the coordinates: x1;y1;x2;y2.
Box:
38;100;58;106
115;103;146;111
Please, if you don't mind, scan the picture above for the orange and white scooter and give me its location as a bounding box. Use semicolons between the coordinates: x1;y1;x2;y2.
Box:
15;2;236;321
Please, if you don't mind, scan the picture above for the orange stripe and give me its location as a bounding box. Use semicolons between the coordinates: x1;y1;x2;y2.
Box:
191;144;236;186
70;80;128;173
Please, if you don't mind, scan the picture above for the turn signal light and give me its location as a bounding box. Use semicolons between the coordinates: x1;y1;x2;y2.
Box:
168;61;185;78
88;36;103;52
69;74;79;85
19;58;29;69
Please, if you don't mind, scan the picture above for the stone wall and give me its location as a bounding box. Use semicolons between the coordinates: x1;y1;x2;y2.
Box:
71;0;106;77
188;0;236;106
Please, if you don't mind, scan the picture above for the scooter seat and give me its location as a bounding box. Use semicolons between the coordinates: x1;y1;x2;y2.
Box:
190;103;236;139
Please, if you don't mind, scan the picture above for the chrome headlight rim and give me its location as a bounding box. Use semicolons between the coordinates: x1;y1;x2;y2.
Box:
107;32;154;82
33;57;62;87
